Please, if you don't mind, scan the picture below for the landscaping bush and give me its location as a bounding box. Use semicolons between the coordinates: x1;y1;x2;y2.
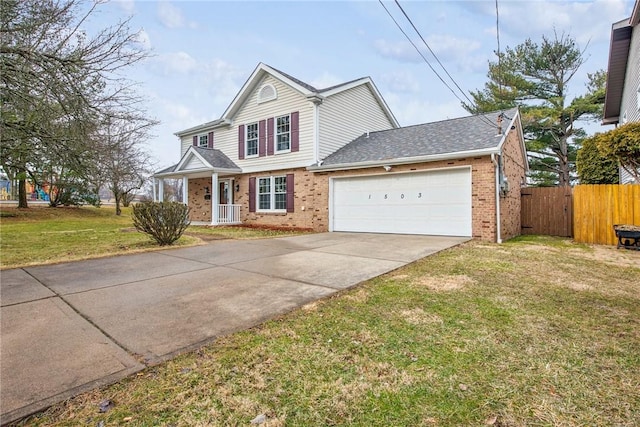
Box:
131;202;190;246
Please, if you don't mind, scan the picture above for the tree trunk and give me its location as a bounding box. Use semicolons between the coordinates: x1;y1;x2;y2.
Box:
558;155;571;186
558;135;571;187
18;177;28;208
114;191;122;216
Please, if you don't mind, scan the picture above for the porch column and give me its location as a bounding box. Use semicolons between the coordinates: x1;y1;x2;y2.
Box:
182;176;188;204
211;172;219;225
158;178;164;202
153;178;157;202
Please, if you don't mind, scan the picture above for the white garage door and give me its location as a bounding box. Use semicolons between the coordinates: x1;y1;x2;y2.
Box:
332;168;472;236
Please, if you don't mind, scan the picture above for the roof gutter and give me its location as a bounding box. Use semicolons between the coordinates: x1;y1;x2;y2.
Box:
153;166;242;178
307;146;501;172
174;119;231;137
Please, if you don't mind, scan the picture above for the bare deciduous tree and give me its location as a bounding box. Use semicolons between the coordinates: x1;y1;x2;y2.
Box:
1;0;154;207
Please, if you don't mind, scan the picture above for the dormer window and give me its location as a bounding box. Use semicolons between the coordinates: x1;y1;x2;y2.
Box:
257;84;277;104
198;135;208;147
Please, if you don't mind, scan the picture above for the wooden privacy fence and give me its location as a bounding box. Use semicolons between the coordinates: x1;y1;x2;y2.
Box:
573;184;640;246
521;186;573;237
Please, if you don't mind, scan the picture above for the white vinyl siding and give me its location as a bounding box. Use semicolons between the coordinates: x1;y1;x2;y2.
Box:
184;154;206;170
318;84;396;159
620;25;640;123
180;136;192;157
213;75;314;173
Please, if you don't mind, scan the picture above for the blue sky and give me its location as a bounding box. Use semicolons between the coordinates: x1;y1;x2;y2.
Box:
90;0;636;169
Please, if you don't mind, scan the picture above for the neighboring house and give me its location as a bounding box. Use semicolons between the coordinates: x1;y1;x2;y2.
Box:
603;0;640;183
154;63;527;242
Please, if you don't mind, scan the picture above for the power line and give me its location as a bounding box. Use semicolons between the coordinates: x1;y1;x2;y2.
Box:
392;0;479;111
377;0;467;108
380;0;498;130
496;0;503;100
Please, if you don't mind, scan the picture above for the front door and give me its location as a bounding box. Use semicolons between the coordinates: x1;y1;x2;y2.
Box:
219;181;229;205
218;179;235;223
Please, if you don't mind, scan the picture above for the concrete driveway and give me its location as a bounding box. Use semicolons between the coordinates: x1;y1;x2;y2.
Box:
0;232;467;424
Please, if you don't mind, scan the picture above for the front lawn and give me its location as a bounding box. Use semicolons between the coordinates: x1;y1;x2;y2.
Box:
0;205;309;270
20;236;640;426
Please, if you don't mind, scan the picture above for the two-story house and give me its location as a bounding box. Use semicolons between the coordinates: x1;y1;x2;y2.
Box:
154;63;527;242
603;0;640;183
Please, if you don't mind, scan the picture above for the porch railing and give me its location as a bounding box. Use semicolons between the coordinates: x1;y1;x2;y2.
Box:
217;204;241;224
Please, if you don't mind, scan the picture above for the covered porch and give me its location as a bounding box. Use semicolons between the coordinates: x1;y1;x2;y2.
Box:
152;147;243;225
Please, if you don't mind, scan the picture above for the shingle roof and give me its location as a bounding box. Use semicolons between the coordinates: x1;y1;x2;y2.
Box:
154;147;240;176
156;164;178;174
269;65;368;94
319;108;518;167
269;65;318;92
192;147;240;170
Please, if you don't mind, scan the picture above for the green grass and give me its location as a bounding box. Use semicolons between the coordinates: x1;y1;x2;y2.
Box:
18;237;640;426
0;205;310;269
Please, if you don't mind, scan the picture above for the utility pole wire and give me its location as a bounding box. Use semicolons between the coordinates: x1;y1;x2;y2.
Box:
378;0;496;128
393;0;478;110
496;0;503;101
379;0;499;130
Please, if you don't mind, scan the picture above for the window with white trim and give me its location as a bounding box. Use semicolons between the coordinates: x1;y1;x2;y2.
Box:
276;114;290;152
246;122;259;157
198;135;208;147
258;176;286;211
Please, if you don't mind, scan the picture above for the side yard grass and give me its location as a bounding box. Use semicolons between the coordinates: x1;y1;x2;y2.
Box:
19;236;640;426
0;205;309;269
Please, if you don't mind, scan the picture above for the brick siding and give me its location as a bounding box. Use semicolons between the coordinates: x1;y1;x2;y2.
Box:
187;127;525;242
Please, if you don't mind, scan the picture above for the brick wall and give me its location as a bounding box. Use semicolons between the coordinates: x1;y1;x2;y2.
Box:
235;169;317;229
499;123;527;240
187;177;212;222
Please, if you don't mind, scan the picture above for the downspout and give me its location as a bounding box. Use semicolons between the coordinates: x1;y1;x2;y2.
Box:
491;153;502;244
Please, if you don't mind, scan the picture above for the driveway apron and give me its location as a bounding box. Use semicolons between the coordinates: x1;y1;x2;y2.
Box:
0;232;467;424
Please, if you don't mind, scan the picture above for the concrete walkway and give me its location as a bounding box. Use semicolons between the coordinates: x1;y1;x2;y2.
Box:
0;232;467;424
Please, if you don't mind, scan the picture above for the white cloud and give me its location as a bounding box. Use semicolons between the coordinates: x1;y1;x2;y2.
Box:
468;0;630;46
386;94;467;127
157;1;184;29
374;34;485;74
157;1;197;30
113;0;135;15
380;70;420;93
310;72;343;89
153;51;197;75
373;39;421;63
133;29;151;50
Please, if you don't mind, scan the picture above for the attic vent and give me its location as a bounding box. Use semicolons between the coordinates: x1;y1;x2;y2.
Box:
257;84;277;104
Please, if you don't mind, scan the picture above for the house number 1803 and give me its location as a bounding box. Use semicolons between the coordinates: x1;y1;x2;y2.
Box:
368;192;423;199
